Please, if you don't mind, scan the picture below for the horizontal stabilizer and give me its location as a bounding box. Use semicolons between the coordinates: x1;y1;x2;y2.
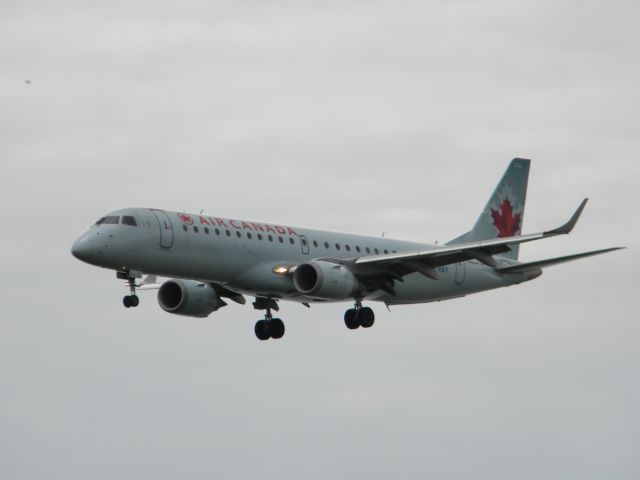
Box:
495;247;624;274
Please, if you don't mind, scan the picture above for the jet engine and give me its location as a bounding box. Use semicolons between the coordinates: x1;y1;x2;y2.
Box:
292;261;358;300
157;279;223;317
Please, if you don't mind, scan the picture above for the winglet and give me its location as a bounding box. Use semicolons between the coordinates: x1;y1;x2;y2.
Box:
547;198;588;235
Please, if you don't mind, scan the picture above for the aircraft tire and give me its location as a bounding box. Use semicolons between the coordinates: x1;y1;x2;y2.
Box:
344;309;359;329
123;295;132;308
255;320;270;341
269;318;285;339
359;307;375;328
130;295;140;307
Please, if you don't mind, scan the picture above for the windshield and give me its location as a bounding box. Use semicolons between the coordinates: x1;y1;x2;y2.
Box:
96;216;119;225
121;216;137;226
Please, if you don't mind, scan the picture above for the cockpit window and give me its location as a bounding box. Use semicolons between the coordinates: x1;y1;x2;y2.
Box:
121;216;137;226
96;216;119;225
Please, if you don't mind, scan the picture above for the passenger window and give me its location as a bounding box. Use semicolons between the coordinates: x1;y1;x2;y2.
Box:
236;231;241;238
365;247;371;254
268;235;273;242
345;245;351;251
313;240;318;248
324;242;330;249
193;226;198;233
335;243;341;250
374;248;379;254
383;249;388;254
226;230;231;237
279;237;283;243
247;232;252;239
302;238;308;247
205;227;210;234
356;246;361;253
215;229;220;235
183;225;188;232
289;238;294;245
96;216;119;225
257;234;263;240
121;216;137;226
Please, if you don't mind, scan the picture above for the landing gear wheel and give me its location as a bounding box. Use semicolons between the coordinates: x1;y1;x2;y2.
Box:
255;320;270;341
358;307;375;328
344;309;359;329
269;318;285;339
252;297;287;340
120;270;142;309
123;294;140;308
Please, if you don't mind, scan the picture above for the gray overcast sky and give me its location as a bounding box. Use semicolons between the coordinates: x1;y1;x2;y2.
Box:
1;1;638;479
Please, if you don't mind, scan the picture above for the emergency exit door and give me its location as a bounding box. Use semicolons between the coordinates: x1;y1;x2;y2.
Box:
299;235;310;254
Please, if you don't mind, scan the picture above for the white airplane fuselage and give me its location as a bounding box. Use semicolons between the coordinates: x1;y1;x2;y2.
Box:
71;159;622;340
72;207;536;306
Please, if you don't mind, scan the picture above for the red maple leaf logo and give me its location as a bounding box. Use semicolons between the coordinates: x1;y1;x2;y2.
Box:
177;213;193;225
490;197;522;237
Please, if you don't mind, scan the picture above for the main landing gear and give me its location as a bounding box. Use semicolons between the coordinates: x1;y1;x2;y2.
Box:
253;297;285;341
344;301;375;330
118;270;140;308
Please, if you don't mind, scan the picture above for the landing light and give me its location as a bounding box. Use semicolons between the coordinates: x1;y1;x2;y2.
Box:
272;265;293;275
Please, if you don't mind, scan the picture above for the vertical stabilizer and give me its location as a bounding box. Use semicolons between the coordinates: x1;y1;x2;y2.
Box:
447;158;530;259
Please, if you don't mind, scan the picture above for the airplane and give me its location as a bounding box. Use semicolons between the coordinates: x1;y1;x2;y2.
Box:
71;159;623;340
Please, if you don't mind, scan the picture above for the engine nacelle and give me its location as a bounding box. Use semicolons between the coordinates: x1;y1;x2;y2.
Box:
292;261;358;300
157;279;223;317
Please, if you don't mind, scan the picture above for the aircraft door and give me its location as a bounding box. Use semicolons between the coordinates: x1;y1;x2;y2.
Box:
150;209;174;248
454;262;465;284
299;235;309;254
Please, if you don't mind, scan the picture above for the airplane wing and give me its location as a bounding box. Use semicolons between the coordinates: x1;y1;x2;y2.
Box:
354;198;589;271
308;198;620;296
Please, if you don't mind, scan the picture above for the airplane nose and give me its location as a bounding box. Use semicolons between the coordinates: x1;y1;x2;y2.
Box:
71;235;95;263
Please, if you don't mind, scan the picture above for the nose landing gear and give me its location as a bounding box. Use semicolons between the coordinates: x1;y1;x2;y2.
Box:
123;293;139;308
344;300;375;330
118;270;141;308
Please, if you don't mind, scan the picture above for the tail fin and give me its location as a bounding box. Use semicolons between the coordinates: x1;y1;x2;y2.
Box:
447;158;530;260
